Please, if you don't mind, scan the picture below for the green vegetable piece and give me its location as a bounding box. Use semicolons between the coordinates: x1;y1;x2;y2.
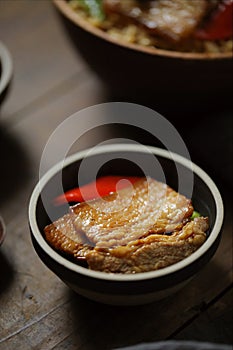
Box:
190;211;201;220
78;0;105;20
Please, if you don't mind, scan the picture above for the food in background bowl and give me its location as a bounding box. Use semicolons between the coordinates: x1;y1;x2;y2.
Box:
44;177;209;274
68;0;233;53
53;0;232;106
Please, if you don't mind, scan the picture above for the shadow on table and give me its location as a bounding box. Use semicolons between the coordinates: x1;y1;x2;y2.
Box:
105;88;233;119
0;251;14;294
65;245;232;349
104;92;233;190
67;291;164;350
0;126;32;208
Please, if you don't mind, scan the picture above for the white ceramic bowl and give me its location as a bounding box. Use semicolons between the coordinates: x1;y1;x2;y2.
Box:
0;41;13;105
0;216;6;246
29;144;224;305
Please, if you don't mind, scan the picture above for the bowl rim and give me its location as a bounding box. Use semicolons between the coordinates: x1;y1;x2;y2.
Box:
29;144;224;282
0;215;6;246
0;41;13;96
53;0;232;60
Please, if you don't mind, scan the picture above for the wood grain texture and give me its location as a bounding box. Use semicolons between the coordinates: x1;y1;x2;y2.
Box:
0;1;232;349
0;0;87;119
174;287;233;345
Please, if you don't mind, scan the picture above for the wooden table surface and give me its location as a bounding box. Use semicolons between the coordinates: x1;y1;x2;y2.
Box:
0;1;232;349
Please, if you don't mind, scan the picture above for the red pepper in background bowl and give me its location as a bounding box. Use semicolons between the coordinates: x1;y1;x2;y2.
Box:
54;175;141;205
195;0;233;40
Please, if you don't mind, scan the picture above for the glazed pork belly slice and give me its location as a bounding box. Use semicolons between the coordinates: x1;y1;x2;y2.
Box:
44;213;92;259
71;177;193;249
86;216;208;273
103;0;208;42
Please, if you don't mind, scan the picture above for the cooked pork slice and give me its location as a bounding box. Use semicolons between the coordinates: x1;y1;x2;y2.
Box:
71;177;193;249
86;216;208;273
103;0;208;42
44;213;92;259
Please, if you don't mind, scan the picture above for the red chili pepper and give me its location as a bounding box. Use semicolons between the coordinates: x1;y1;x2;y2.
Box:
54;176;141;205
195;0;233;40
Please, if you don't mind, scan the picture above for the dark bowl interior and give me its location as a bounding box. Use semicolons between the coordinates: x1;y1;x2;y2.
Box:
36;151;217;265
53;1;233;109
30;147;223;300
37;153;216;230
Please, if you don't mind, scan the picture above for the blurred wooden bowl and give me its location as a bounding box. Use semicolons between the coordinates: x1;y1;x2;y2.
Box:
53;0;232;108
